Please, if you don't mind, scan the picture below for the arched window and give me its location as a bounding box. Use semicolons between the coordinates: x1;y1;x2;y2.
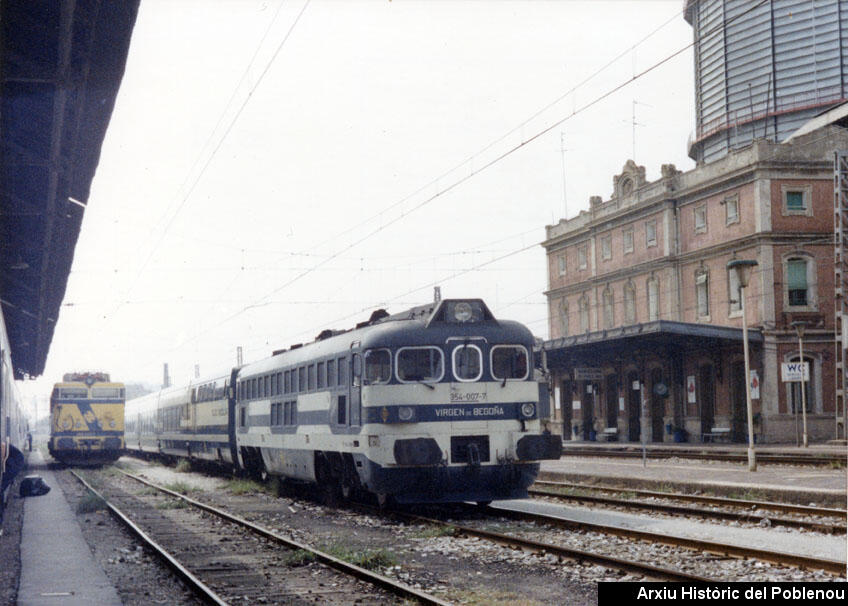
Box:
602;287;614;328
647;277;659;321
579;294;590;333
783;253;816;311
695;269;709;319
624;281;636;324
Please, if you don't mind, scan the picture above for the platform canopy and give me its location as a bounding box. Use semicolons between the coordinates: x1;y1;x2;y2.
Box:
0;1;140;378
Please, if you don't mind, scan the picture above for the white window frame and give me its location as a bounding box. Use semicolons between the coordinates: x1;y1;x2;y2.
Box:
489;345;530;382
363;348;392;385
452;343;483;382
601;235;612;261
624;282;636;324
557;254;566;276
781;184;813;217
645;220;657;247
782;253;817;312
695;271;709;319
623;227;634;254
560;300;569;336
724;194;739;225
602;287;614;328
395;346;445;384
727;267;742;317
694;204;707;233
647;278;659;321
578;244;588;270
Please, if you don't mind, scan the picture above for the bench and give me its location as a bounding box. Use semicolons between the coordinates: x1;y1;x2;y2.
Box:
599;427;619;442
702;427;730;443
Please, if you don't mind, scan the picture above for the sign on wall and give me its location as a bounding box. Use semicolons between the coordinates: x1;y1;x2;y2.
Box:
781;362;809;382
686;375;696;403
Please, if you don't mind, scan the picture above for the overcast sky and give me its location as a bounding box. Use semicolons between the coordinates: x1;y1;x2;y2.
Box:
20;0;696;415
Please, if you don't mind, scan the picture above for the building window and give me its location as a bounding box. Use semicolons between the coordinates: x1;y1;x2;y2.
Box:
623;227;634;254
602;287;614;328
557;254;566;276
645;221;657;247
578;245;588;270
624;282;636;324
695;270;709;318
786;258;809;307
647;278;659;321
579;294;590;332
601;235;612;261
728;267;741;315
694;205;707;233
560;300;569;336
782;184;812;216
724;194;739;225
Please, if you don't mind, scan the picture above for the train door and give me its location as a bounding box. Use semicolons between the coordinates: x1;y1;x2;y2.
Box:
627;371;641;441
348;343;361;428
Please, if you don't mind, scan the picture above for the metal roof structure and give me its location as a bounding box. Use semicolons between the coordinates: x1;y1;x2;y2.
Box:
0;1;140;379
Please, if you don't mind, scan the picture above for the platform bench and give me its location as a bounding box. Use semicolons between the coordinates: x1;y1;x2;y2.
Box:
599;427;619;442
702;427;730;443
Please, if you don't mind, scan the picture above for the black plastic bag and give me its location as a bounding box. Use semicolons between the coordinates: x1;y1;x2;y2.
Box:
19;475;51;497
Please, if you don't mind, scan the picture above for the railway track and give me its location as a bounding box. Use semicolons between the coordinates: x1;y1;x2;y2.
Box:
560;447;847;467
70;469;450;606
476;502;846;575
378;506;718;583
530;481;847;534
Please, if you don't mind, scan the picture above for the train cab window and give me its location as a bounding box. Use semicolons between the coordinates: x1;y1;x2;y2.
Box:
317;362;326;389
397;347;444;383
60;388;88;399
453;343;483;382
364;349;391;384
91;387;123;398
491;345;529;381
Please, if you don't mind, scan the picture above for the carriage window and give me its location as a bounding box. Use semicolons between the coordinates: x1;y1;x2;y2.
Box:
317;362;326;388
298;367;306;392
397;347;444;383
453;344;483;382
491;346;529;381
327;359;336;387
337;357;347;386
308;364;317;390
364;349;391;384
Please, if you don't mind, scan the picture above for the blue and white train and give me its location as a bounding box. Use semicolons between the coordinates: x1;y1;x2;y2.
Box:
125;299;562;504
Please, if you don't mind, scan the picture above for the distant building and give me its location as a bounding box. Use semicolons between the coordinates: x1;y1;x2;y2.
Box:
686;0;848;164
541;125;847;444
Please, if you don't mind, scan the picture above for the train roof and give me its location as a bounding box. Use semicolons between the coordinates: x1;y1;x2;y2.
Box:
240;299;533;377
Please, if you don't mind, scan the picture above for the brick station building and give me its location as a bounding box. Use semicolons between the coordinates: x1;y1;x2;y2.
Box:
540;125;847;444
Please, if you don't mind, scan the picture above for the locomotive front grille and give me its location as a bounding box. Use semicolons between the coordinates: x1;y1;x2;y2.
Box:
450;435;490;464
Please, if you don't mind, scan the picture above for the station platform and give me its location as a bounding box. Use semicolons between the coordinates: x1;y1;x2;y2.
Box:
539;442;847;508
16;450;122;606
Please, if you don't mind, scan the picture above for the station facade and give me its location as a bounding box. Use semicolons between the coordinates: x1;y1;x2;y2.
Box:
541;126;847;444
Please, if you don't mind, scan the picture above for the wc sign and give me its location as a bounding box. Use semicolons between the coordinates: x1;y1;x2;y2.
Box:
781;362;810;382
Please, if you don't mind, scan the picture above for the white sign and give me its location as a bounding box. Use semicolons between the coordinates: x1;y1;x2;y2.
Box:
618;397;625;412
631;380;640;390
686;375;696;404
575;367;603;381
781;362;810;382
572;400;581;410
554;387;561;410
750;370;760;400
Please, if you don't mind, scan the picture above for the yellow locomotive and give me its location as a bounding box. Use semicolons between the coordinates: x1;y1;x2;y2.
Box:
49;372;125;465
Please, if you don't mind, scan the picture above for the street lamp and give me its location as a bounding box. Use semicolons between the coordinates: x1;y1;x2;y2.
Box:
728;259;759;472
791;320;809;448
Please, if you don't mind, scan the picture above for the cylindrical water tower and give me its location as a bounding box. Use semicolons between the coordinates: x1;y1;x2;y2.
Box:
685;0;848;164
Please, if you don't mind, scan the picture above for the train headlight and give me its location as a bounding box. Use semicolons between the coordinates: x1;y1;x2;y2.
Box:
398;406;415;422
454;302;473;322
520;403;536;418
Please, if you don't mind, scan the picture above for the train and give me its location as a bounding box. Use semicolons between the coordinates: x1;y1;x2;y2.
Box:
1;312;27;524
125;298;562;505
48;372;125;465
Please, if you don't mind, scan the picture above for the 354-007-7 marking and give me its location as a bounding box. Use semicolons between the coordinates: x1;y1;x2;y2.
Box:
450;392;487;403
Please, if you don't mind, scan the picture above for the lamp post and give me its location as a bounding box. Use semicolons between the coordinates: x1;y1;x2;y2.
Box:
791;320;809;448
728;259;759;472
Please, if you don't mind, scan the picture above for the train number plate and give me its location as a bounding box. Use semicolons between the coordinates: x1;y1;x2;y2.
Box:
449;384;488;403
